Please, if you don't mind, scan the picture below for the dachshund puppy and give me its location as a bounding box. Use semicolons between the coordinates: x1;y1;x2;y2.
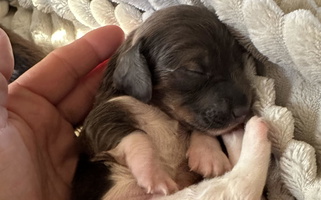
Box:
0;25;46;82
73;5;253;200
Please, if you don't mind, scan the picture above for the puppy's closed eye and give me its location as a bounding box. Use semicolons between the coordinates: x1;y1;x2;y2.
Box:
183;63;206;75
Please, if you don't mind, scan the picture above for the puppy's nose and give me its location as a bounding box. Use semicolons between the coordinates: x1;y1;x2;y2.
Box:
232;105;250;118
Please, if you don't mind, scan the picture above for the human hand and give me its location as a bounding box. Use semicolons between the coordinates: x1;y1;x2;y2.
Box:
0;25;124;200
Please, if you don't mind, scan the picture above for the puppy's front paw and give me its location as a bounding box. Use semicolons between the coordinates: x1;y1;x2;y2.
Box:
187;146;231;178
134;164;179;195
187;132;231;178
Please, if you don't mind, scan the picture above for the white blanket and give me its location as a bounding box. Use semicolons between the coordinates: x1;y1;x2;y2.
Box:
1;0;321;199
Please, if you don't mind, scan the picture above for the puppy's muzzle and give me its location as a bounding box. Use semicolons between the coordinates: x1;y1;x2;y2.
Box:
202;102;249;128
232;104;251;119
198;85;251;130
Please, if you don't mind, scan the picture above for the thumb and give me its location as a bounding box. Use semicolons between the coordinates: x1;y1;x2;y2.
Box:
0;28;13;126
0;28;14;81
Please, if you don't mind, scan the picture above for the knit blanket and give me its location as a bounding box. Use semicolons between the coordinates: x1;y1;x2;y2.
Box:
1;0;321;199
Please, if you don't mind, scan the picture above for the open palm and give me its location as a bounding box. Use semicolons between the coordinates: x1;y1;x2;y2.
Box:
0;26;123;200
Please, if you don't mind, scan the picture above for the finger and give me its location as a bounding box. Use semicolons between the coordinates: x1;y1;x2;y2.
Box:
0;28;14;81
0;70;8;126
13;25;124;104
57;60;108;125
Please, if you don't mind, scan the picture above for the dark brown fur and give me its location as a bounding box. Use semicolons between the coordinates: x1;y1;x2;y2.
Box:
0;24;46;82
73;5;253;200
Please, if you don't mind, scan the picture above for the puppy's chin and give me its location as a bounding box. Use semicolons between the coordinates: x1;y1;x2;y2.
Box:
162;104;246;136
204;122;245;136
183;115;247;136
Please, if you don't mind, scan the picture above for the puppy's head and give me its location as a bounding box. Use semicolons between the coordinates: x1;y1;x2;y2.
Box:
113;5;252;135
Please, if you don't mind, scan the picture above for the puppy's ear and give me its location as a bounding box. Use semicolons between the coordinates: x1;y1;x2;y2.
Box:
113;41;152;103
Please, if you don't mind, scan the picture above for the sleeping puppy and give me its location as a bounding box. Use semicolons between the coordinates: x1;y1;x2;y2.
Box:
73;5;254;200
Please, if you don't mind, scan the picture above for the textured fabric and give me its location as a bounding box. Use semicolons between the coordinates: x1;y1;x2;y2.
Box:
1;0;321;199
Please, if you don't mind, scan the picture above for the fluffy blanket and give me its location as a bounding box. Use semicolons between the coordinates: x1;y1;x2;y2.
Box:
1;0;321;199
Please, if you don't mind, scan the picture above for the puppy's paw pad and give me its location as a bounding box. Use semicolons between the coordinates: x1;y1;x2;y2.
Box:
187;148;231;178
136;167;178;195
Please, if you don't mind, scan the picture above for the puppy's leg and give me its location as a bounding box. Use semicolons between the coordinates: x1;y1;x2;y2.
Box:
155;116;271;200
221;128;244;166
107;131;179;195
77;98;177;198
187;131;232;178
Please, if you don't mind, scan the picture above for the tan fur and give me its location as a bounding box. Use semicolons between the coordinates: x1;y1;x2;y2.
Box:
101;96;200;200
187;131;232;177
101;116;270;200
154;116;271;200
